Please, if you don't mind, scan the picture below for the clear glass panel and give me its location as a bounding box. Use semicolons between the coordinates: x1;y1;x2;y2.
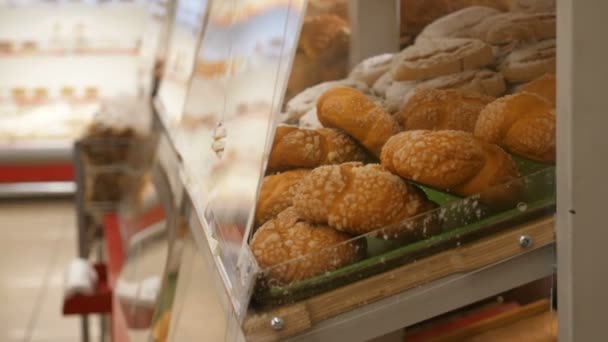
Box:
155;0;209;123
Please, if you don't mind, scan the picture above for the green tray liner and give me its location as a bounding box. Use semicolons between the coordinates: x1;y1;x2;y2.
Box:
252;157;555;307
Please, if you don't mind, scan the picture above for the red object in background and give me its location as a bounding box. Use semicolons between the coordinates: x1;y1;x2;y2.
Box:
104;213;129;342
0;164;73;182
63;264;112;315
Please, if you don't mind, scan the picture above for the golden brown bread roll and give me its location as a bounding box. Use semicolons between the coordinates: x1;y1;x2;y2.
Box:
299;15;349;61
267;126;368;172
255;169;310;227
251;207;365;285
475;92;555;163
515;73;555;106
381;130;521;205
293;163;434;236
398;88;495;132
390;38;494;81
316;86;401;156
285;52;321;102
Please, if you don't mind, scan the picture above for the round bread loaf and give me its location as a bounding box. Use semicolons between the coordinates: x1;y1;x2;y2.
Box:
469;12;555;45
267;126;368;172
397;88;494;132
391;38;494;81
500;39;555;83
349;53;395;86
381;130;522;205
515;73;555;106
475;92;555;163
255;169;310;227
251;207;365;285
417;6;502;41
293;163;434;235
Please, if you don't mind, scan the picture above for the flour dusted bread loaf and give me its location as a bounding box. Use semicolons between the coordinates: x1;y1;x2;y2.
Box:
499;39;556;83
414;69;507;98
384;80;419;114
317;87;401;156
255;170;310;226
349;53;395;86
510;0;555;13
381;130;521;205
397;88;494;132
515;73;555;106
391;38;494;81
267;126;368;172
475;92;555;163
469;12;555;45
251;207;365;285
293;163;434;236
417;6;502;41
299;14;349;61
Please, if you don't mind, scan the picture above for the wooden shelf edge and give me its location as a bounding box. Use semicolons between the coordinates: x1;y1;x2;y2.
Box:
244;216;555;342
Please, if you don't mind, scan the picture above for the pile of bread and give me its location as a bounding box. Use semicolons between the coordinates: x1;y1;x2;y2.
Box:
253;3;556;285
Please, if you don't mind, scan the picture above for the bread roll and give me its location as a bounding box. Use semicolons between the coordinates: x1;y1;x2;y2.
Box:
285;52;321;103
299;15;349;61
256;170;310;226
515;73;555;106
251;207;365;285
381;130;521;205
469;12;555;45
293;163;434;235
307;0;348;21
317;86;401;156
267;126;368;172
349;53;395;86
417;6;502;42
384;80;419;114
286;79;369;122
372;71;395;96
475;92;555;163
499;39;556;83
398;89;494;132
415;69;507;98
391;38;494;81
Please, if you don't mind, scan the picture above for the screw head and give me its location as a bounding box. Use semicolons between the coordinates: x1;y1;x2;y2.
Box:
519;235;533;248
270;317;284;330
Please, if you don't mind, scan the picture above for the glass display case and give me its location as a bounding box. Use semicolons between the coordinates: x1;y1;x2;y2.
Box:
141;0;603;340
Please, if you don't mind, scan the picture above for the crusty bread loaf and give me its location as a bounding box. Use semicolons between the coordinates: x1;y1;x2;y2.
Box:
391;38;494;81
499;39;555;83
349;53;395;86
293;163;434;236
475;92;555;163
267;126;368;172
469;12;555;45
415;69;507;98
255;169;310;226
417;6;502;42
251;207;365;285
515;73;555;106
381;130;521;205
286;79;369;123
299;15;350;61
398;88;494;132
316;86;401;156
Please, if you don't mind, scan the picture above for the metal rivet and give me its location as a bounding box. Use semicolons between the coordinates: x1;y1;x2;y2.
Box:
270;317;284;330
519;235;532;248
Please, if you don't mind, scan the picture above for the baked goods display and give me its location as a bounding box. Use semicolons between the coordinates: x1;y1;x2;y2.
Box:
251;207;366;285
249;2;557;288
475;92;556;163
316;86;401;156
397;88;494;132
267;126;368;172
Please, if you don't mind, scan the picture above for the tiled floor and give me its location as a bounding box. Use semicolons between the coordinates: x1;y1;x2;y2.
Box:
0;199;98;342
